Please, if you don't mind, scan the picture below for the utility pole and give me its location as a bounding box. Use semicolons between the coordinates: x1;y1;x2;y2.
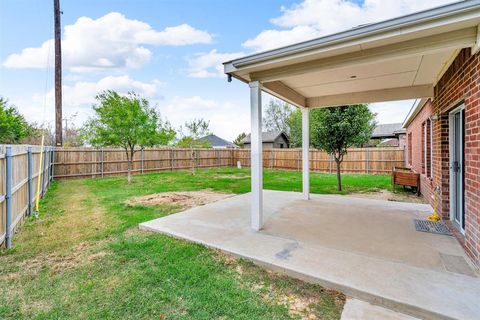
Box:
54;0;63;146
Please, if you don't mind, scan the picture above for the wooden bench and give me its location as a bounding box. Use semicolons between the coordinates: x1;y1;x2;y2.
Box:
391;166;420;195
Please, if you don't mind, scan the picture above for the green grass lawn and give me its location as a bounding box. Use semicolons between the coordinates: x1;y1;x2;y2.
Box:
0;168;392;319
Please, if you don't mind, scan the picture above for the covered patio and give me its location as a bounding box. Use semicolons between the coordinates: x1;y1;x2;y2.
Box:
142;2;480;319
222;0;480;232
140;191;480;319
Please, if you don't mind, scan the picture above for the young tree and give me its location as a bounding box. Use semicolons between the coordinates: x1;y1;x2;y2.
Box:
263;99;293;134
0;98;33;143
311;104;376;191
82;90;176;184
177;118;211;175
233;132;247;148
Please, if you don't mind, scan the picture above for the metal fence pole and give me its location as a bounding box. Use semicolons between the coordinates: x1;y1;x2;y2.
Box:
101;148;104;178
5;146;12;248
27;146;33;216
50;148;55;182
47;148;51;185
41;146;46;197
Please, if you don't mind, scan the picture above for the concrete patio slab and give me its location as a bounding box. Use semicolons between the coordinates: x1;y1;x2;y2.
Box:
140;190;480;320
341;298;420;320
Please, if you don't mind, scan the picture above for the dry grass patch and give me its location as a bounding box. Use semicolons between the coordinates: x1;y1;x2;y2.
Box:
215;250;345;320
126;189;234;209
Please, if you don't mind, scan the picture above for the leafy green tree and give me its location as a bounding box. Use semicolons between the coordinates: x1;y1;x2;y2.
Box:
263;99;293;134
310;105;376;191
177;118;211;175
0;98;33;143
82;90;176;184
233;132;246;148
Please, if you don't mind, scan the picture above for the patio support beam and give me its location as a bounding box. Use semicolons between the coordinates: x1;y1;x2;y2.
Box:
302;107;310;200
306;85;433;107
249;81;263;231
263;81;306;108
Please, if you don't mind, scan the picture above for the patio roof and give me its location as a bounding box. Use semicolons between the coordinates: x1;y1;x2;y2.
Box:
224;0;480;108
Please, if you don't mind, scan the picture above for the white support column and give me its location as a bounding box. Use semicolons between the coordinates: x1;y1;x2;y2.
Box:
250;81;263;231
302;107;310;200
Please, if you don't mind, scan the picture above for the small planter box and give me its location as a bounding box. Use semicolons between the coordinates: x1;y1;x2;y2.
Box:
391;166;420;195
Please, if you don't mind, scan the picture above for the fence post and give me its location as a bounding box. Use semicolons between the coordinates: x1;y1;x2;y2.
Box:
366;148;370;174
141;148;144;174
170;149;174;171
41;146;47;197
296;149;299;171
47;148;51;185
27;146;33;216
50;148;55;182
271;149;275;169
5;146;12;248
101;148;104;178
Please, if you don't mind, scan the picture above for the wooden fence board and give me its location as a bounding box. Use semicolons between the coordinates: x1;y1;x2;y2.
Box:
53;147;404;178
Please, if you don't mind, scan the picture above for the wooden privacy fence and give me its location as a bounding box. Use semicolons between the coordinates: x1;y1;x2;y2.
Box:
53;148;234;179
54;147;404;179
235;147;405;174
0;145;54;248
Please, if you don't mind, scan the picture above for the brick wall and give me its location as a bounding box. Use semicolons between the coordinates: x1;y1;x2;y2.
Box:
405;100;435;206
433;49;480;267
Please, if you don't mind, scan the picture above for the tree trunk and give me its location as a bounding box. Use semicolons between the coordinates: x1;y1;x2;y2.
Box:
126;147;134;185
127;159;132;184
335;159;342;191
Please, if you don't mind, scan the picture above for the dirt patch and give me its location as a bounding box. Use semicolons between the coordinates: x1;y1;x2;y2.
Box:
275;293;319;319
214;174;249;180
126;190;234;209
349;189;428;204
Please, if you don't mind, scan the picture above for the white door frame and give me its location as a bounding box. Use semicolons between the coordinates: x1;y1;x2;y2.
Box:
448;104;465;234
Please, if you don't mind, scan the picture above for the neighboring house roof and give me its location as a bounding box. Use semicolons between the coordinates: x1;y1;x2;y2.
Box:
198;134;235;148
242;131;289;144
372;123;405;138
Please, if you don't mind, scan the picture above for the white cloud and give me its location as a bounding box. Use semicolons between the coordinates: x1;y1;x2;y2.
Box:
20;75;164;126
3;12;213;72
244;0;455;52
187;49;245;78
161;96;249;140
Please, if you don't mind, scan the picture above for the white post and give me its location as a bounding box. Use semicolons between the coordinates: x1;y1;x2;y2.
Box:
250;81;263;231
302;107;310;200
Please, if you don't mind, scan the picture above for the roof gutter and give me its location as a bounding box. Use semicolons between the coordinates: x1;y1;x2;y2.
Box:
225;0;480;70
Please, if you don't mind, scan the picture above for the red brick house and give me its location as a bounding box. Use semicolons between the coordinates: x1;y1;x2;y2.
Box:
404;49;480;266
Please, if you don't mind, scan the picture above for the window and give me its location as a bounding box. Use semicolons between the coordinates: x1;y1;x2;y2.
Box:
408;133;412;166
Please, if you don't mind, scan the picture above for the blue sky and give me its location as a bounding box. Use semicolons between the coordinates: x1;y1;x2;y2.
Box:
0;0;454;140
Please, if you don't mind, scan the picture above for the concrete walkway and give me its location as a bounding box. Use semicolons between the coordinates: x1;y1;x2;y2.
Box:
140;190;480;320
